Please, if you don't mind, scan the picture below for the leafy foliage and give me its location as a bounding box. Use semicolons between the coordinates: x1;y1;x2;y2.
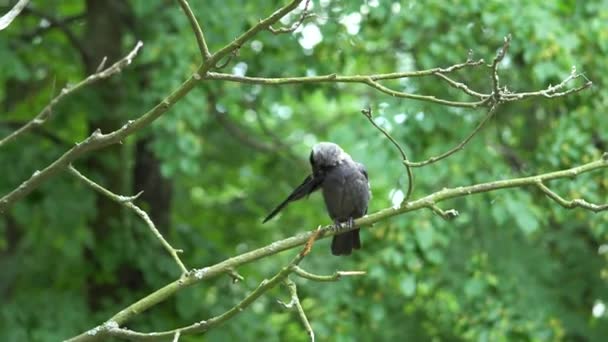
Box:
0;0;606;341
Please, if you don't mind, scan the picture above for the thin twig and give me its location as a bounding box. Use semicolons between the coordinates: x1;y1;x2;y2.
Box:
268;0;313;34
364;77;487;108
489;34;511;101
226;268;244;283
278;278;315;342
293;266;366;282
0;41;144;149
428;204;459;220
204;58;488;107
176;0;211;60
67;165;188;275
502;67;592;101
207;58;483;82
405;103;499;167
213;50;238;70
536;181;608;212
433;72;489;99
202;0;305;73
361;107;414;202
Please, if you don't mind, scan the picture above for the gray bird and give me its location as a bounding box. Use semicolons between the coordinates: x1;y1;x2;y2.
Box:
263;142;370;255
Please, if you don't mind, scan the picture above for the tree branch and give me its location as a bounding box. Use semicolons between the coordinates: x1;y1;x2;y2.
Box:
278;278;314;342
206;59;485;84
206;57;488;108
268;0;313;34
175;0;211;61
0;41;144;149
292;266;366;282
363;77;485;108
502;66;592;101
405;103;498;167
68;165;188;275
428;204;459;220
489;34;511;100
433;72;489;98
0;0;29;30
201;0;305;73
361;107;414;202
536;181;608;212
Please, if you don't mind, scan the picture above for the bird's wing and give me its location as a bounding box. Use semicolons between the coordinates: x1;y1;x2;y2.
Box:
262;174;323;223
356;162;372;205
356;162;368;180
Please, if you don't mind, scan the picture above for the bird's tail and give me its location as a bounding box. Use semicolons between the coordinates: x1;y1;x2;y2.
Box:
331;229;361;256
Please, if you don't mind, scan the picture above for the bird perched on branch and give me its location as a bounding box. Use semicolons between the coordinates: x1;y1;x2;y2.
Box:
263;142;370;255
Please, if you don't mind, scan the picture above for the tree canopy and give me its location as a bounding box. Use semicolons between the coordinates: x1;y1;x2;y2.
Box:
1;1;607;341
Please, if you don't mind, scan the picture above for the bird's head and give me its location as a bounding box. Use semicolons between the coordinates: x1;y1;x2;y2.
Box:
309;142;350;175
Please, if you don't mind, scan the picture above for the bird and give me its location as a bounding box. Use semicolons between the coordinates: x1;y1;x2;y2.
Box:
263;142;370;255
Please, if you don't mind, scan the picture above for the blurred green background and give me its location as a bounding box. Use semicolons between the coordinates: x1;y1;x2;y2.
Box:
1;0;607;341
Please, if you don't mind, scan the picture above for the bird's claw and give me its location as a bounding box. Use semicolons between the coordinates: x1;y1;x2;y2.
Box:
333;217;355;232
347;217;355;229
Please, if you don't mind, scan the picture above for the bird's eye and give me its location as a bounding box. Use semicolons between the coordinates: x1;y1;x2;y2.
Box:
309;152;315;166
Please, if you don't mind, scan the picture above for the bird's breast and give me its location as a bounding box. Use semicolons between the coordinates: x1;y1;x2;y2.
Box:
321;163;369;221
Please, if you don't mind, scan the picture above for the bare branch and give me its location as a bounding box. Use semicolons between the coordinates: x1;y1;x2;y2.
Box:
434;72;489;99
405;103;498;167
502;67;592;101
205;58;489;108
226;268;244;283
176;0;211;60
489;34;512;100
428;204;460;220
536;181;608;213
206;58;484;83
293;266;366;282
203;0;306;72
363;77;486;108
0;41;144;149
0;0;29;30
278;278;314;342
361;107;414;202
68;165;188;275
213;50;238;70
268;0;313;34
